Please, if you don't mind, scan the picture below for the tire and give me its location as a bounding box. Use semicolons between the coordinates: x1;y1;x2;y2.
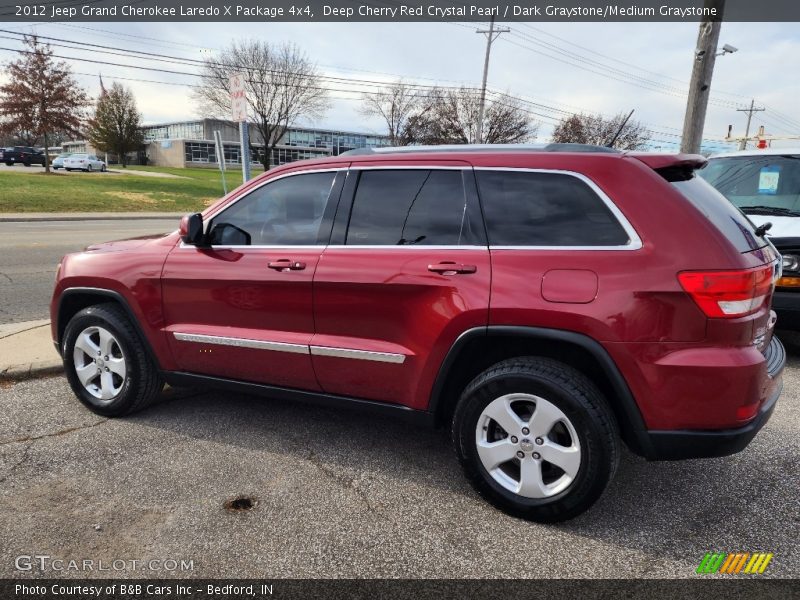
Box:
101;164;107;172
65;168;72;172
452;356;619;523
23;162;30;167
4;162;12;166
62;303;163;417
86;164;93;172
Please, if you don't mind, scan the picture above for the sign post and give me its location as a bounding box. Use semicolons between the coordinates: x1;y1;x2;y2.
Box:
213;130;227;195
229;72;250;183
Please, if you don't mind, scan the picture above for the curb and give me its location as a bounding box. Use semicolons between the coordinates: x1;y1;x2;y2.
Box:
0;214;183;222
0;360;63;382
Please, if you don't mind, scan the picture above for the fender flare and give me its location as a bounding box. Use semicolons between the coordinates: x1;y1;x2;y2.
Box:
428;325;654;458
56;287;160;368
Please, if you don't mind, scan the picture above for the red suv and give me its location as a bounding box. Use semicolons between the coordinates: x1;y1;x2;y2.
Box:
51;144;785;522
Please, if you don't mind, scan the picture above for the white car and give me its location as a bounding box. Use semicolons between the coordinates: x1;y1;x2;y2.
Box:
51;152;72;170
64;153;106;172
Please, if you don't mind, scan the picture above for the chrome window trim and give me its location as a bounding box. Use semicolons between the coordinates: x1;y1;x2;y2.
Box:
473;167;643;251
349;165;470;171
203;167;345;222
173;332;407;364
310;346;406;364
173;332;309;355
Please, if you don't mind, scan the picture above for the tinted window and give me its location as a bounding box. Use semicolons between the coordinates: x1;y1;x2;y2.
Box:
346;170;474;246
476;171;630;246
672;175;766;251
699;155;800;212
208;171;336;246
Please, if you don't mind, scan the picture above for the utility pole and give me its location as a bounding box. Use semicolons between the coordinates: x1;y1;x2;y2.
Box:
736;99;766;150
680;0;726;154
476;16;509;144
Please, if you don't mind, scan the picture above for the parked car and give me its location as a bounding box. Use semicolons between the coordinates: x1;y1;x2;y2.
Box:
0;146;46;166
63;153;106;172
50;144;785;522
52;152;73;170
700;149;800;331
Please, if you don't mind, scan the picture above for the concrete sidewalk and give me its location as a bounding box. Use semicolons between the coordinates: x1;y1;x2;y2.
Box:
0;212;184;222
0;320;62;380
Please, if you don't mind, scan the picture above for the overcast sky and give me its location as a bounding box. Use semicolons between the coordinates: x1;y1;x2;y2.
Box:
3;20;800;151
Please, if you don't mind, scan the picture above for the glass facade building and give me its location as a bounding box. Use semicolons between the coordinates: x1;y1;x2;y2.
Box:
140;119;390;168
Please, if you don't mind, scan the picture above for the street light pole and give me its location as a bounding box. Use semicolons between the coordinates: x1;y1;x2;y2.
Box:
476;16;509;144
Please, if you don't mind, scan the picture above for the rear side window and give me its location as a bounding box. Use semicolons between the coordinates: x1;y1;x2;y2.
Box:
671;175;765;252
476;170;630;246
346;169;479;246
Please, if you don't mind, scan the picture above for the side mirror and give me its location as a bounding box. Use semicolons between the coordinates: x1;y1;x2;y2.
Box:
180;212;205;246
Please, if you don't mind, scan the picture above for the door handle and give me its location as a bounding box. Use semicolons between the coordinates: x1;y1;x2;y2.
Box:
428;262;477;275
268;259;306;271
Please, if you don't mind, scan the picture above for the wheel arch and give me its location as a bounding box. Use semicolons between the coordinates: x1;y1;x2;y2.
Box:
56;288;161;368
428;326;654;458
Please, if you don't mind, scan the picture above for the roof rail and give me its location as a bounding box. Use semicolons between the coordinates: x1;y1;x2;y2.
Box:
340;143;620;156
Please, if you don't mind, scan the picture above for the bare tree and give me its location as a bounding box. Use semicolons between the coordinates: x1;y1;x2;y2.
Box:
551;112;651;150
87;82;144;167
402;87;537;145
359;80;421;146
194;40;328;170
0;36;88;172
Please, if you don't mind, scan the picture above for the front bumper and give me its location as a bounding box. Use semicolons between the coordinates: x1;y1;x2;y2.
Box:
643;335;786;460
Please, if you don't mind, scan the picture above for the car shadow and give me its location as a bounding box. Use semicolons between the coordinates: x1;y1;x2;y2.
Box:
131;377;796;561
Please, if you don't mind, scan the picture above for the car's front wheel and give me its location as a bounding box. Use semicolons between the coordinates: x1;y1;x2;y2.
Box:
452;357;619;523
86;164;93;172
62;304;163;417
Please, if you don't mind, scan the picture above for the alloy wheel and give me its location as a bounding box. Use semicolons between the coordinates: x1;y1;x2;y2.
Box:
72;326;127;401
475;393;581;499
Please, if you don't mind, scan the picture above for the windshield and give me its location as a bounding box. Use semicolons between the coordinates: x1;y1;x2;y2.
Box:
699;155;800;215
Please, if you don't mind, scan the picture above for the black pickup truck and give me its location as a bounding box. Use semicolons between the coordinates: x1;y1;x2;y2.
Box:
0;146;46;166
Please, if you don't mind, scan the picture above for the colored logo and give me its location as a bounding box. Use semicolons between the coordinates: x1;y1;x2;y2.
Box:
697;552;773;575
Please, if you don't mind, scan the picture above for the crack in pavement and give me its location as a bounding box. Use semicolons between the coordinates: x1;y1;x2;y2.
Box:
305;449;378;514
0;441;32;484
0;272;12;283
0;419;108;446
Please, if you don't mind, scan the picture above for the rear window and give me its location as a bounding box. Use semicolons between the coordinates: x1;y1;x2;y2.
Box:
671;175;766;252
475;170;630;247
699;155;800;212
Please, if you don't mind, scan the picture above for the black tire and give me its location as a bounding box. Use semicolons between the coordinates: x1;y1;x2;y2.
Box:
65;168;72;172
62;303;163;417
452;357;619;523
22;162;30;167
5;161;13;166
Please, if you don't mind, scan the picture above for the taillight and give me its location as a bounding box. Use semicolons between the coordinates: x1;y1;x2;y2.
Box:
678;265;773;318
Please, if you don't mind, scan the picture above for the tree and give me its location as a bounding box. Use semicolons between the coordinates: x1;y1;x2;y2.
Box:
86;82;144;167
359;81;422;146
194;40;328;170
400;87;537;145
551;112;651;150
0;36;88;173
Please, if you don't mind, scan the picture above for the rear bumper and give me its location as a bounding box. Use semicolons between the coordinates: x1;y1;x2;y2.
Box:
773;290;800;330
643;335;786;460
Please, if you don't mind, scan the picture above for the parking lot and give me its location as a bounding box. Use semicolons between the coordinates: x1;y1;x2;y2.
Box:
1;346;798;579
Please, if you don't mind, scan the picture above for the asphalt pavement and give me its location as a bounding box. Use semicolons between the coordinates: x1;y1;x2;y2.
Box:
0;218;177;324
1;350;798;579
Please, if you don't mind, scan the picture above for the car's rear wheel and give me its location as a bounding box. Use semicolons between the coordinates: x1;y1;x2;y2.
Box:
63;304;163;417
101;164;107;172
452;357;619;522
86;164;93;172
22;162;30;167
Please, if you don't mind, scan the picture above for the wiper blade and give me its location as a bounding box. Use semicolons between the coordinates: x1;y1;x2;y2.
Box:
741;205;800;217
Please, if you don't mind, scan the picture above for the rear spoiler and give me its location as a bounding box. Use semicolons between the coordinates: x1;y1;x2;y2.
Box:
626;153;708;181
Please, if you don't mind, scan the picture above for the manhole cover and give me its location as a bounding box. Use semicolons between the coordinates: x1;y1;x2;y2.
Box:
224;496;257;512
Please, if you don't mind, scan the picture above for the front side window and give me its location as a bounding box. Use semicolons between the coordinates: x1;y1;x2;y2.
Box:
208;171;337;246
346;169;478;246
476;170;630;247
